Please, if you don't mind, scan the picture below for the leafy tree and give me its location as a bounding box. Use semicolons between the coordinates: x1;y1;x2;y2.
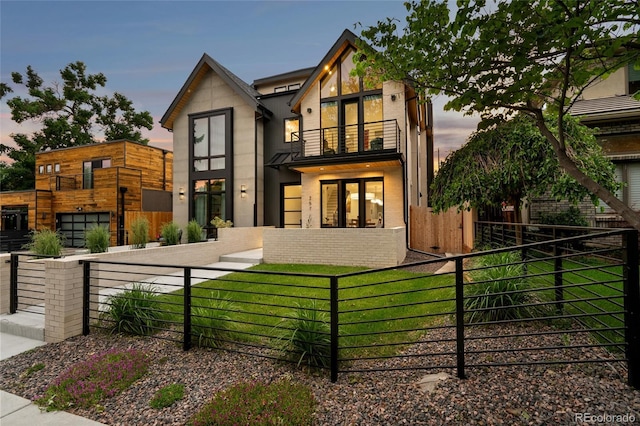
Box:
432;114;621;223
356;0;640;231
0;61;153;190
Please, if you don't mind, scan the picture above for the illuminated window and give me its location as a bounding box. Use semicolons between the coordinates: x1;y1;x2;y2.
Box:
284;118;300;143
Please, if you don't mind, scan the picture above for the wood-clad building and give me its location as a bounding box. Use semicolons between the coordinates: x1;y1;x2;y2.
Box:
1;140;173;249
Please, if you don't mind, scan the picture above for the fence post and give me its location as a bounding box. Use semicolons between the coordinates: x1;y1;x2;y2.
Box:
183;267;192;351
623;230;640;389
10;253;18;314
455;257;466;379
330;275;339;383
553;242;564;314
82;261;90;335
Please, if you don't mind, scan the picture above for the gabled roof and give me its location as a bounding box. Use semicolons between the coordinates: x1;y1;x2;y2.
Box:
570;95;640;122
160;53;269;130
289;29;358;113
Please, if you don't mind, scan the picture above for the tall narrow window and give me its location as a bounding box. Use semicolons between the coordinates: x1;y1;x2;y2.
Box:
284;118;300;143
194;179;226;238
190;109;233;229
629;63;640;95
321;183;339;227
82;159;111;189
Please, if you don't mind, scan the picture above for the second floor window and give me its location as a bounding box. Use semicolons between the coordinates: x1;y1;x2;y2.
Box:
284;118;300;143
319;48;383;154
629;63;640;95
192;110;231;172
83;158;111;189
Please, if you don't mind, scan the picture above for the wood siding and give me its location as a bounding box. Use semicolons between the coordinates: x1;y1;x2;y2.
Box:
3;140;173;248
410;206;464;254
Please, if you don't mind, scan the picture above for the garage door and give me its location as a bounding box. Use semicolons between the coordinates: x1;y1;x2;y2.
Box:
57;212;110;248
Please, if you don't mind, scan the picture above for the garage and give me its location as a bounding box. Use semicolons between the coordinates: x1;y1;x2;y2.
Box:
57;212;111;248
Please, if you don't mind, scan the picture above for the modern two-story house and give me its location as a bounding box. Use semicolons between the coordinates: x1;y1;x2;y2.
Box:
0;140;173;249
161;30;432;245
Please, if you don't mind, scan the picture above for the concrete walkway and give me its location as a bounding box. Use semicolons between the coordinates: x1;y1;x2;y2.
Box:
0;248;263;426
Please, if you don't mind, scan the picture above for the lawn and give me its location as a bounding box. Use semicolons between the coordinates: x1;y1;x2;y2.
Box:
158;263;456;359
525;255;626;349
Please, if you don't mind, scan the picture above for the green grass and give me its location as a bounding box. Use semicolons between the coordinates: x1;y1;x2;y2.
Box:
526;255;625;348
157;264;455;360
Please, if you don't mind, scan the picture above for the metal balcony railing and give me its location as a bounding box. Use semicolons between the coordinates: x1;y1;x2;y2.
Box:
290;119;400;159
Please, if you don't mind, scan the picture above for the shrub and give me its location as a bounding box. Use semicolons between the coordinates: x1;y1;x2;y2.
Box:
37;349;148;411
465;251;534;323
186;219;203;243
24;228;64;256
538;206;588;227
130;216;149;249
191;292;236;347
102;283;165;335
150;383;184;409
85;224;110;253
275;300;331;368
161;221;181;245
188;379;315;426
210;216;233;228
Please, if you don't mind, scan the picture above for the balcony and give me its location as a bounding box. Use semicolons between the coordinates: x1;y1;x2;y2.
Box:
290;119;400;160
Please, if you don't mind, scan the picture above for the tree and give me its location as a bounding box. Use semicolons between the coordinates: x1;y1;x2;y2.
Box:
356;0;640;231
0;61;153;190
432;114;621;223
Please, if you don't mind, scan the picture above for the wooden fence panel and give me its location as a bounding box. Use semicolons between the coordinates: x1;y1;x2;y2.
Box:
125;211;173;241
410;206;463;254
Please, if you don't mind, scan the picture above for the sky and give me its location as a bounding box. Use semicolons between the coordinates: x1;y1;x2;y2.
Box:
1;0;479;164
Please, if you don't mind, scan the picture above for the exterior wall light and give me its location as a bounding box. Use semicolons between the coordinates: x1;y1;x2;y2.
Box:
241;184;247;198
179;187;185;200
307;107;312;114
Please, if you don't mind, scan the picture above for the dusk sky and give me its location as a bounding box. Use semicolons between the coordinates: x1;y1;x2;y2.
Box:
1;0;479;164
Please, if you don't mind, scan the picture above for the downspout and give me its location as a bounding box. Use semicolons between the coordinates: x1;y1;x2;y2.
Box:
254;112;262;227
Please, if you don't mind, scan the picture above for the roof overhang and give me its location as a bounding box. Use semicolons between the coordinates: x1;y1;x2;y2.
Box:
287;152;404;173
160;53;270;130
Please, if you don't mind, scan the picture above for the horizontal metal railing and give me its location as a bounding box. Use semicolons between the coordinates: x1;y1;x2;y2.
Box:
290;119;400;159
79;226;639;386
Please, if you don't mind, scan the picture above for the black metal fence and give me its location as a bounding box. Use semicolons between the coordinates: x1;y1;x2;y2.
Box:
8;253;50;315
80;225;639;386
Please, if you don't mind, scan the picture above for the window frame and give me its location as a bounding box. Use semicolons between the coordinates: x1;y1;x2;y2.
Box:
188;108;234;226
320;177;384;228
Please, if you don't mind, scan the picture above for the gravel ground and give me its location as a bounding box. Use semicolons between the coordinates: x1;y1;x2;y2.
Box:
1;326;638;425
2;252;639;425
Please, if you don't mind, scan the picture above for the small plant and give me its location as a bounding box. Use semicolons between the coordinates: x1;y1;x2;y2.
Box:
186;219;203;243
191;292;236;347
22;362;45;378
275;300;331;368
130;216;149;249
102;283;165;335
465;251;534;323
36;349;148;411
188;379;315;426
160;221;181;245
85;224;110;253
150;383;184;409
24;228;64;256
210;216;233;228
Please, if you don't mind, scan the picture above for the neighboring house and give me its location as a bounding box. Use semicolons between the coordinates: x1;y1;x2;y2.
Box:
0;140;173;249
529;64;640;227
161;29;433;241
